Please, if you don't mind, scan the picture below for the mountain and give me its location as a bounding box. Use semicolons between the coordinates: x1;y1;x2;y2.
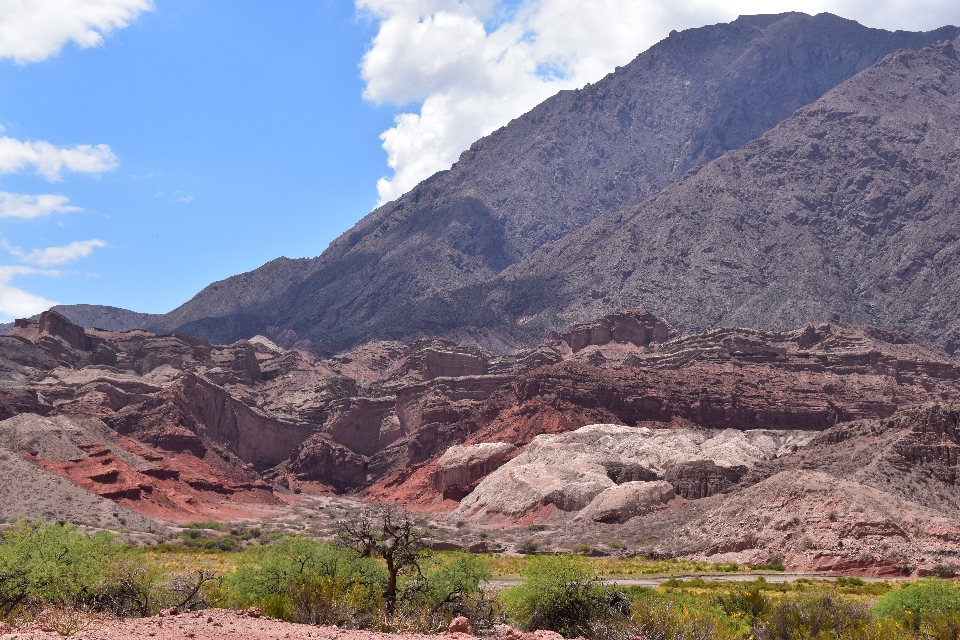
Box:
44;13;960;353
468;38;960;352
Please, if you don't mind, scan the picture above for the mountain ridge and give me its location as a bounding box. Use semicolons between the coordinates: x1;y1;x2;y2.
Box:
456;37;960;351
31;13;960;353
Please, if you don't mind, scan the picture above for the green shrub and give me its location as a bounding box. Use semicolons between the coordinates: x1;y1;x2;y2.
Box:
0;520;162;618
714;584;770;623
501;554;628;637
757;593;870;640
606;591;743;640
837;577;866;587
394;552;499;632
873;579;960;630
225;536;386;627
183;521;227;531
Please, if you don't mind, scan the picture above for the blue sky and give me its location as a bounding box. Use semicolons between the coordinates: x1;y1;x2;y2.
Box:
1;0;959;321
0;1;394;318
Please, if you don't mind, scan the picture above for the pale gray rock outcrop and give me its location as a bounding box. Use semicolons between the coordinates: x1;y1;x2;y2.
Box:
577;480;676;524
456;424;815;521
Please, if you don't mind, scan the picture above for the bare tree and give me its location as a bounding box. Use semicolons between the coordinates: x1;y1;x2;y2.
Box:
337;507;430;613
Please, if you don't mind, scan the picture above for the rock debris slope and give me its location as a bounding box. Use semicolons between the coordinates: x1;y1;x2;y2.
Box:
42;14;960;353
680;404;960;574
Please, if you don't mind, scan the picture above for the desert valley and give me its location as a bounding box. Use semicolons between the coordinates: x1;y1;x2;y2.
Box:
4;9;960;640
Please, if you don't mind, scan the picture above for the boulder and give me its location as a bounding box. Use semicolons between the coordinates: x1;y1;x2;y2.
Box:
578;480;676;523
448;616;472;634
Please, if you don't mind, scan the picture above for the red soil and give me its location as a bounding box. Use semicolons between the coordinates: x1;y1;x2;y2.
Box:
27;444;280;522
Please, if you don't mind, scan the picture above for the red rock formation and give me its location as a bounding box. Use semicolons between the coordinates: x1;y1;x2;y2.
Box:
368;320;960;507
5;309;960;535
552;309;676;353
26;441;278;521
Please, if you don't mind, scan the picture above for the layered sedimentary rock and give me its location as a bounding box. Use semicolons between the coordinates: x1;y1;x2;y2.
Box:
430;443;518;500
5;306;960;559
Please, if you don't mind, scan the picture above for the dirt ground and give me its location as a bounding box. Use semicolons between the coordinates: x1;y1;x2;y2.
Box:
0;608;485;640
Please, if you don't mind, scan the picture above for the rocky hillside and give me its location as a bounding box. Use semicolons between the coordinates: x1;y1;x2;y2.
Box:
43;14;960;353
0;308;956;524
6;309;960;573
467;38;960;352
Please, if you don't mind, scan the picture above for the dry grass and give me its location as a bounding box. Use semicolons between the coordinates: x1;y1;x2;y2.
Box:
22;604;108;637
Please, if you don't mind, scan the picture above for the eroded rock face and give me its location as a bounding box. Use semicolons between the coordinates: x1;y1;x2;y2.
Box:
455;424;812;521
6;308;960;539
664;460;748;499
553;310;677;353
612;402;960;575
431;442;518;500
369;318;960;506
271;433;369;492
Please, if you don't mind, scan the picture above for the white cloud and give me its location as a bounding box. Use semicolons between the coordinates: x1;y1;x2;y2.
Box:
9;239;106;267
0;236;106;317
174;190;193;203
359;0;960;203
0;191;81;218
0;266;58;317
0;0;153;64
0;136;118;181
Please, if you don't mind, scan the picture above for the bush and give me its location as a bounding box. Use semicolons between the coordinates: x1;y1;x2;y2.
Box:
612;593;743;640
501;554;628;638
757;593;870;640
225;536;386;627
183;521;227;531
714;584;770;624
409;553;498;630
0;520;166;619
873;579;960;630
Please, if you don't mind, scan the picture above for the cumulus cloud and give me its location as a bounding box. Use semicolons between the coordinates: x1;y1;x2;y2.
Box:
8;239;106;267
0;0;153;64
0;266;58;318
359;0;960;203
0;136;118;181
0;191;81;218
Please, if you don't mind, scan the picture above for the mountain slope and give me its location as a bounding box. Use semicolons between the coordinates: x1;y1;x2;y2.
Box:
465;38;960;352
45;13;960;352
